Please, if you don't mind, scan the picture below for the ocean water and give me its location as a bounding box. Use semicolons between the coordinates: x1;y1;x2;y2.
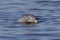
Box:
0;0;60;40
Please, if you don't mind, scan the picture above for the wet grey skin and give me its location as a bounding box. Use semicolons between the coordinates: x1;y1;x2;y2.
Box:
18;14;38;25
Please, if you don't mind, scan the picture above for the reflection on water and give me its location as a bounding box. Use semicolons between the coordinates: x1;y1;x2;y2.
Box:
0;0;60;40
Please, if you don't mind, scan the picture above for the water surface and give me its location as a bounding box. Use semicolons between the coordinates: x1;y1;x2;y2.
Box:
0;0;60;40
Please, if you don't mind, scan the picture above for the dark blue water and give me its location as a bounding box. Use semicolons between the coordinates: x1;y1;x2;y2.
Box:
0;0;60;40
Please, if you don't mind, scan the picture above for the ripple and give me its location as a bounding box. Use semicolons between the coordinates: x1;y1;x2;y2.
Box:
33;1;51;3
51;39;60;40
5;3;26;5
0;36;16;38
